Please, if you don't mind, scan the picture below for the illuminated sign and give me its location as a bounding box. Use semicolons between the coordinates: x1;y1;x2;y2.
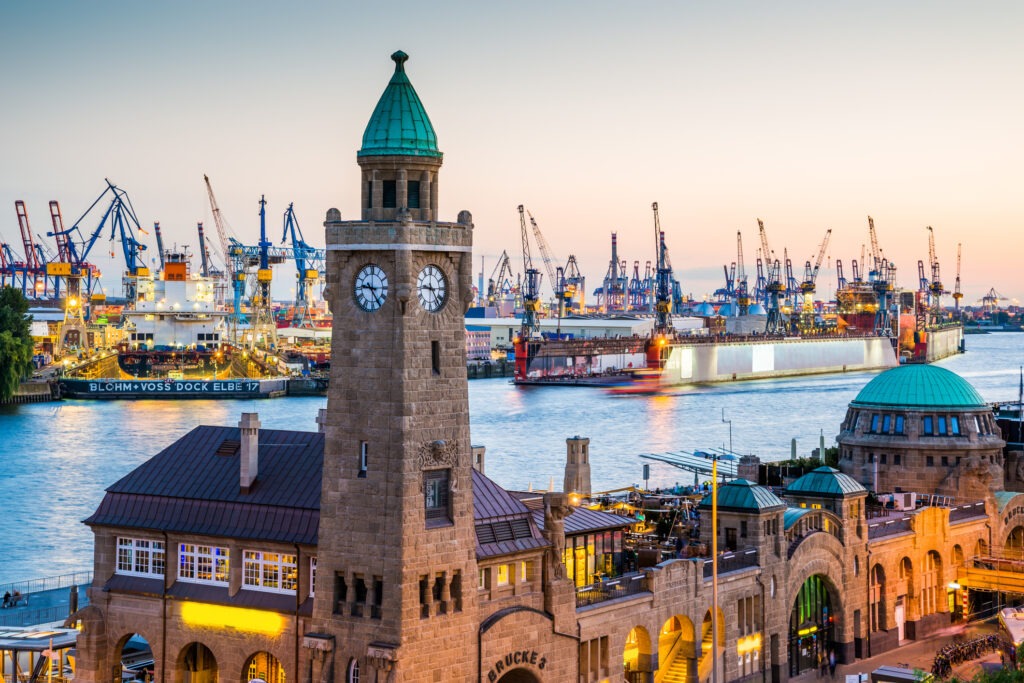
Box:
180;603;284;636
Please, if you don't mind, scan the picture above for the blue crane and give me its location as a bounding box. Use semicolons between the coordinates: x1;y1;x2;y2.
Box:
280;203;325;328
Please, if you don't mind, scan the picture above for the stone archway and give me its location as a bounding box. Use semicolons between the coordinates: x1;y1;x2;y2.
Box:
869;564;886;633
657;616;696;680
1007;526;1024;556
496;669;540;683
176;643;217;683
115;632;155;683
788;575;838;677
242;651;284;683
623;625;653;679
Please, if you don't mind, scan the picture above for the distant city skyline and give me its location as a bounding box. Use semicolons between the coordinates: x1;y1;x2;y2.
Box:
2;1;1021;305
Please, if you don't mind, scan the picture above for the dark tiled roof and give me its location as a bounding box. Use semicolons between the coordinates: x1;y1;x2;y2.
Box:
85;425;323;545
532;506;633;535
472;469;547;559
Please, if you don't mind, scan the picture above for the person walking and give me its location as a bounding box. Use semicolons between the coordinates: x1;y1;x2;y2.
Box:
828;648;837;678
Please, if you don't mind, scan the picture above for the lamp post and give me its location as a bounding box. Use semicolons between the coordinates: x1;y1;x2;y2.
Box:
721;409;733;454
712;455;719;683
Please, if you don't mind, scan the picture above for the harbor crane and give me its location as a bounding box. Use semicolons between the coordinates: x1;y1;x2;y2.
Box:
244;196;280;349
798;228;831;333
527;210;560;302
952;244;963;316
204;174;247;334
926;226;944;320
866;217;895;336
736;232;750;315
280;203;326;329
757;219;787;334
561;255;585;313
486;250;516;312
13;201;43;298
651;202;674;333
197;223;210;278
517;204;542;339
598;233;627;312
153;222;167;272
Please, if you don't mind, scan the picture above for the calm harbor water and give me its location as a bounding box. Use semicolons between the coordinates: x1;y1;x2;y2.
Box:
1;332;1020;583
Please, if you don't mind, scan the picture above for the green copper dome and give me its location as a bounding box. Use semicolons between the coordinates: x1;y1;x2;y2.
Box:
698;479;786;513
785;467;867;498
358;51;442;159
851;364;986;409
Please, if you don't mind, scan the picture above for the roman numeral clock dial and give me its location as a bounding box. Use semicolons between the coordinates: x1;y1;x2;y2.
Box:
417;264;448;312
354;264;388;312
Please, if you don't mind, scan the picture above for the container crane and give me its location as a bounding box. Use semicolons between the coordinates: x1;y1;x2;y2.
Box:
526;210;559;302
197;223;210;278
517;205;542;340
757;219;787;334
280;203;326;328
798;228;831;333
486;250;516;313
628;261;645;310
866;217;895;336
598;233;627;312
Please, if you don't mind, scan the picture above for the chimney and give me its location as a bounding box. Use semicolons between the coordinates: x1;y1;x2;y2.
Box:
239;412;261;493
563;435;591;497
471;444;486;474
316;408;327;433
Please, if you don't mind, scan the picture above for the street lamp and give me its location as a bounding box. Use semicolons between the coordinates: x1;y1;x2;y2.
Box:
721;409;733;454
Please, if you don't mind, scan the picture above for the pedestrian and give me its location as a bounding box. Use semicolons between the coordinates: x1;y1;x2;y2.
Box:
1;591;9;608
818;649;826;678
829;648;837;678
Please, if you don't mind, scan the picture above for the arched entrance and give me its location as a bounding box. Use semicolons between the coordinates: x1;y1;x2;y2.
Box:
623;626;652;679
243;652;284;683
117;633;154;683
496;669;540;683
1007;527;1024;555
788;575;835;677
177;643;217;683
658;616;695;680
869;564;886;633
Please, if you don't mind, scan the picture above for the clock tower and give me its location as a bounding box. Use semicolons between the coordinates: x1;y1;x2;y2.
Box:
312;51;478;682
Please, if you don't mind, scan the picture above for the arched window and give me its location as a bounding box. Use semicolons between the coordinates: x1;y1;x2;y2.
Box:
347;659;359;683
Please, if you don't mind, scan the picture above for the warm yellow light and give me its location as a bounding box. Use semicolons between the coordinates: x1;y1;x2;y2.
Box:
797;626;818;637
737;634;762;654
180;602;285;635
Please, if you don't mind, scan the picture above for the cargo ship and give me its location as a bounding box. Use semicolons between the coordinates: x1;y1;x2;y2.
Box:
60;248;286;399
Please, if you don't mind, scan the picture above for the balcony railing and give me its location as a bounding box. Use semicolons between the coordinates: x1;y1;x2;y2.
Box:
575;572;648;607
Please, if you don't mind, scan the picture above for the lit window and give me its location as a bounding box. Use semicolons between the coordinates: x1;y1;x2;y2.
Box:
478;568;487;589
520;561;528;582
243;550;298;594
178;544;229;585
116;538;166;578
496;564;510;586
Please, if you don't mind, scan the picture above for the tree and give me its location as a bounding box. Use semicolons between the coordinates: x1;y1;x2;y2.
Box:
0;286;35;401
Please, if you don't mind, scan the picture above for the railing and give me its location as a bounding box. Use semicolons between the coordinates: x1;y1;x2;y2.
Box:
0;571;93;598
867;517;912;539
0;604;78;628
576;573;648;608
949;501;987;522
703;549;758;579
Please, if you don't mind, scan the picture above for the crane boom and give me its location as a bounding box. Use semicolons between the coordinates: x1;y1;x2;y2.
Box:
811;228;831;280
527;211;559;300
867;216;882;268
757;218;771;263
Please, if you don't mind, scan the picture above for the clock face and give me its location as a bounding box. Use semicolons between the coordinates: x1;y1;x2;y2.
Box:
354;264;388;312
417;265;448;312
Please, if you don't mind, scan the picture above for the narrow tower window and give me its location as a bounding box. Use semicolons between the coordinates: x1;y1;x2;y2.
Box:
382;180;397;208
425;469;451;526
359;441;368;478
431;341;441;375
407;180;421;209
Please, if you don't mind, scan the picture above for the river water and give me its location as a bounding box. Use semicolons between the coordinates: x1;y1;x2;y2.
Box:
1;332;1020;583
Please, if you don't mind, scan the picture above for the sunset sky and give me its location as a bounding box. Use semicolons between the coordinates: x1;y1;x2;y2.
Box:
2;1;1021;306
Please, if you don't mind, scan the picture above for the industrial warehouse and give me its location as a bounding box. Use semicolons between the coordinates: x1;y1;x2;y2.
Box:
67;52;1024;683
